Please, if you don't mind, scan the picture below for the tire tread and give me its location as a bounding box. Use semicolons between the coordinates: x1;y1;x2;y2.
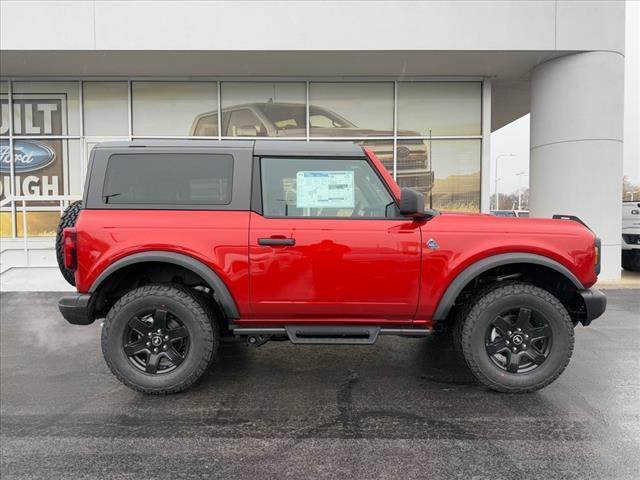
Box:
460;281;574;393
101;283;218;395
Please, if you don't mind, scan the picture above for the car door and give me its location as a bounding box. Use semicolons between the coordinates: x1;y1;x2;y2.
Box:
249;155;422;321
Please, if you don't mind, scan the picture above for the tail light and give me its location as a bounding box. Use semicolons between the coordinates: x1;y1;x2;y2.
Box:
594;237;601;276
63;227;77;270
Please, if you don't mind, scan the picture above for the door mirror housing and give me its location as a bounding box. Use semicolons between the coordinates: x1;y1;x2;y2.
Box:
399;188;427;219
236;125;259;136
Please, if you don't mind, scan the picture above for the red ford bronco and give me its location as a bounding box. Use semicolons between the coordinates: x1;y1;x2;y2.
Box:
57;140;606;394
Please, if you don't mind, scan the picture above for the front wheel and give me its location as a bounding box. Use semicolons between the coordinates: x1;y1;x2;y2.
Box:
459;282;574;393
101;284;219;394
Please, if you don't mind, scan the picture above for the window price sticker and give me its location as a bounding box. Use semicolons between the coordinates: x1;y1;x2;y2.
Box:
296;171;355;208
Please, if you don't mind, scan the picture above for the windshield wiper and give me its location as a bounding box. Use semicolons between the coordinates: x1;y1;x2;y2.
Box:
103;193;121;204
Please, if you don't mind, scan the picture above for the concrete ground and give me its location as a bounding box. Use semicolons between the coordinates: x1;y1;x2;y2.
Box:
1;290;639;480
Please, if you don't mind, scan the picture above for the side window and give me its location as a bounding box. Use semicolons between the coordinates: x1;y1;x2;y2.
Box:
261;158;397;218
226;109;266;136
103;153;233;205
192;113;218;136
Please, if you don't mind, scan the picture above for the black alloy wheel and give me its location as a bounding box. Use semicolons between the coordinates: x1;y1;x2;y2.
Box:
459;282;574;393
485;307;552;374
102;284;218;394
124;308;190;374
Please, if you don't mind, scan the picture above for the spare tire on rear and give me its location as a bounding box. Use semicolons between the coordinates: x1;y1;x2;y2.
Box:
55;200;82;286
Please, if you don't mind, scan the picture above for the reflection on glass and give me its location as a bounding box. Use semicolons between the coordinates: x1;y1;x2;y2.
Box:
397;82;481;136
132;82;217;136
198;82;306;137
0;139;81;236
83;82;128;136
416;139;481;212
393;140;433;195
309;83;393;136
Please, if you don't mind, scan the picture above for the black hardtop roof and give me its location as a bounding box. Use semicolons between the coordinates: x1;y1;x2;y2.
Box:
93;140;366;158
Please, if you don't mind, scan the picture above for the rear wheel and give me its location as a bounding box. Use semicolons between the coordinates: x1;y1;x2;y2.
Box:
55;200;82;286
460;282;574;393
101;284;218;394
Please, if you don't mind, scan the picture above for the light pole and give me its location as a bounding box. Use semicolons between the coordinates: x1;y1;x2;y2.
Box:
515;171;528;210
494;153;515;210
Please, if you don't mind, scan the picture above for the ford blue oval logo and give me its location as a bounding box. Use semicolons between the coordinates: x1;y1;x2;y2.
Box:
0;140;56;173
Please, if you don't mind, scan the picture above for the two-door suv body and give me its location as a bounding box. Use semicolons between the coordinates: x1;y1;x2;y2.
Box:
58;140;606;394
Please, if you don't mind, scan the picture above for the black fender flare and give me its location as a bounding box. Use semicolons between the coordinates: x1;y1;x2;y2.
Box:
89;251;240;319
432;253;584;321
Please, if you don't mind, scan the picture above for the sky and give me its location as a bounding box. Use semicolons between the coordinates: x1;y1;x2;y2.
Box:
491;0;639;197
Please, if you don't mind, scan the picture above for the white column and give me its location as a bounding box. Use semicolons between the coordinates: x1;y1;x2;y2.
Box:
530;51;624;281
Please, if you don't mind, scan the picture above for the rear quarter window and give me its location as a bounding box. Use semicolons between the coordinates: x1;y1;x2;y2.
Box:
102;153;233;205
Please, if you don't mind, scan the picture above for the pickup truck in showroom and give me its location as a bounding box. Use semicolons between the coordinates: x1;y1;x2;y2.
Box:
190;102;434;194
56;140;606;395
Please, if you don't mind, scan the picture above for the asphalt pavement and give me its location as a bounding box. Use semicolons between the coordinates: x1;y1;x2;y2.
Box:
1;290;639;479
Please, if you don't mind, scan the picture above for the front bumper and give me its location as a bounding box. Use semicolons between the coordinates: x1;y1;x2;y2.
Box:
58;293;94;325
577;288;607;326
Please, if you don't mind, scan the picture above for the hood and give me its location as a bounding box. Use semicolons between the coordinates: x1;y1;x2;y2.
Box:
434;211;595;237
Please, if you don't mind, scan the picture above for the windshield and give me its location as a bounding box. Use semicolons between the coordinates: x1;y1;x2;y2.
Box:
259;104;355;131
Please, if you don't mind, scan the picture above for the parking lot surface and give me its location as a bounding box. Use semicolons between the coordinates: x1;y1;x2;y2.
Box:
1;290;639;479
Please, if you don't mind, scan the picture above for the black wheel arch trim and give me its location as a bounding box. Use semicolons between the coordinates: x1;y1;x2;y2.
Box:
432;253;584;321
89;251;240;319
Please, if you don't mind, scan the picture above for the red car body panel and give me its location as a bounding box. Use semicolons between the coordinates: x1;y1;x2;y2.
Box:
71;147;598;330
74;210;252;316
247;212;422;322
414;213;598;326
74;208;597;329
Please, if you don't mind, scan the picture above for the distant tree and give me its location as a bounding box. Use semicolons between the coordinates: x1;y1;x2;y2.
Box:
490;188;529;211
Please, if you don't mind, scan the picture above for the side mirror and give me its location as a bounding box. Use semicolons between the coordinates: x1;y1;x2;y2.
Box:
236;125;259;136
399;188;426;218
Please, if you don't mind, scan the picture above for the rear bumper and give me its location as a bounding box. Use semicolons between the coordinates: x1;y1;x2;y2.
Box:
578;288;607;326
58;293;94;325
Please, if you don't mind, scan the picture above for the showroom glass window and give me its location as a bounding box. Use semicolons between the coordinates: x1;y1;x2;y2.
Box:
219;82;306;137
132;82;218;137
0;78;483;240
1;81;82;237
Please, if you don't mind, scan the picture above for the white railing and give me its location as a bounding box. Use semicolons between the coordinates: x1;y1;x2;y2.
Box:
0;195;82;273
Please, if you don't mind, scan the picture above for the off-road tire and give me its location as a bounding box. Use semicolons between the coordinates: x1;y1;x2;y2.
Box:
460;282;574;393
451;307;466;358
55;200;82;286
101;283;219;394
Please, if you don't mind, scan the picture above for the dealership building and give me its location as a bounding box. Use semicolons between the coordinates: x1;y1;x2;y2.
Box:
0;0;630;285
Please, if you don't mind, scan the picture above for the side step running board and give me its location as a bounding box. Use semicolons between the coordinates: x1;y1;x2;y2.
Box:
286;325;379;344
231;325;430;346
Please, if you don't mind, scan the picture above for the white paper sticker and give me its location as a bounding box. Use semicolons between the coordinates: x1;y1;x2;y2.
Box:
296;171;355;209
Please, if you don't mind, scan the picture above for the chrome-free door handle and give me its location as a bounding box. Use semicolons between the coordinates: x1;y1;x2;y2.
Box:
258;237;295;246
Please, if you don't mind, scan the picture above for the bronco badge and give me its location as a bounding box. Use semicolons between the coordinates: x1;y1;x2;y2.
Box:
426;238;440;250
